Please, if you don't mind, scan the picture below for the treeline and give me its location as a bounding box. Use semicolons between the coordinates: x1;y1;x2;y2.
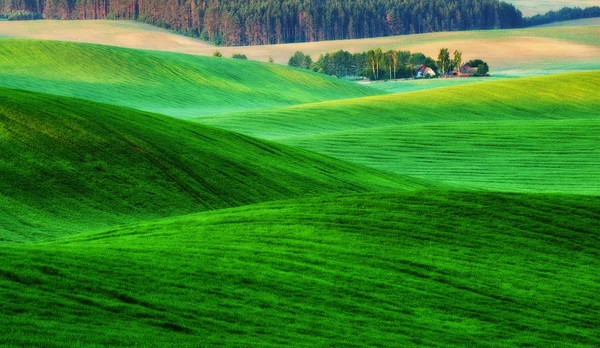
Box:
1;0;524;45
289;49;437;80
2;0;598;45
290;48;490;80
524;6;600;27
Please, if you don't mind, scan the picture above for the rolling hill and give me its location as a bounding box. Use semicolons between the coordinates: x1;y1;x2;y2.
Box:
1;19;599;347
197;72;600;194
1;21;598;75
1;191;599;346
0;87;431;242
0;39;381;118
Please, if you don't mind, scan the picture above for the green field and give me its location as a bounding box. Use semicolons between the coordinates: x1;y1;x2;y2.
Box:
0;31;599;347
2;192;599;346
0;87;428;242
196;72;600;194
0;40;380;118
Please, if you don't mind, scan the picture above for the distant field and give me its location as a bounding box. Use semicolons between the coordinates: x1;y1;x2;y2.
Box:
2;191;599;346
198;72;600;194
0;20;214;53
0;39;380;118
0;21;598;75
364;76;508;93
537;17;600;27
505;0;600;16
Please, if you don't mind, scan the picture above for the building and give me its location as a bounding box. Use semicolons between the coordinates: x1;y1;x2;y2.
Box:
416;64;436;78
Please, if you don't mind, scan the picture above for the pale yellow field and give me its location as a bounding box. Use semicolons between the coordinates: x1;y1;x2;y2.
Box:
0;20;215;53
505;0;600;16
1;20;598;75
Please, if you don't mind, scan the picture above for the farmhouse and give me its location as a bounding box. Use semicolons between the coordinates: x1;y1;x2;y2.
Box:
416;64;436;78
452;64;478;76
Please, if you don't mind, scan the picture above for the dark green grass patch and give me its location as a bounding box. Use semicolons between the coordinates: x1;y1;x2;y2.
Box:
0;88;430;242
1;191;599;347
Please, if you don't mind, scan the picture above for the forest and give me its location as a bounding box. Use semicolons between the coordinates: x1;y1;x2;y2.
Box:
2;0;598;46
1;0;524;45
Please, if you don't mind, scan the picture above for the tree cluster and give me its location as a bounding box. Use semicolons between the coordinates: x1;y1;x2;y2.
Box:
465;59;489;75
524;6;600;27
289;49;438;81
1;0;524;45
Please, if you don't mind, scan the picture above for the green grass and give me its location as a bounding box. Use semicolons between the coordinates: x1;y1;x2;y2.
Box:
196;72;600;193
358;76;508;93
283;119;600;194
536;18;600;28
0;39;381;118
197;72;600;139
1;191;599;347
0;87;430;242
1;34;599;347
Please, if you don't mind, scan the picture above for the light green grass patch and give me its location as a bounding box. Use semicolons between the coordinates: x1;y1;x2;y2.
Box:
0;39;381;118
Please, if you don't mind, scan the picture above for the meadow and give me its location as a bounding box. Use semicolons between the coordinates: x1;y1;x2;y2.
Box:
0;87;427;242
0;40;379;118
196;72;600;194
2;192;599;346
0;19;599;347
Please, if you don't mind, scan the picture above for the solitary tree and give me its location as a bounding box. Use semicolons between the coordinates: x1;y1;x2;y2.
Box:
232;53;248;59
386;50;399;79
384;50;395;80
367;50;377;79
436;48;450;77
213;50;223;57
453;50;462;76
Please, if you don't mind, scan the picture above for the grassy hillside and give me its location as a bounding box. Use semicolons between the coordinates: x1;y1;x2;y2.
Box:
285;119;600;194
198;72;600;139
1;191;599;346
0;21;598;75
198;72;600;193
0;88;430;242
0;39;381;118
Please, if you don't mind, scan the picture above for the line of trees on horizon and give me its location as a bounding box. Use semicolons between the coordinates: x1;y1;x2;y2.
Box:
2;0;521;45
1;1;598;46
523;6;600;27
288;48;489;81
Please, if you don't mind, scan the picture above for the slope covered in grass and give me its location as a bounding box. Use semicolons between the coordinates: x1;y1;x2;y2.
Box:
1;191;599;346
0;39;381;118
198;72;600;140
197;72;600;193
0;88;430;242
284;119;600;194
